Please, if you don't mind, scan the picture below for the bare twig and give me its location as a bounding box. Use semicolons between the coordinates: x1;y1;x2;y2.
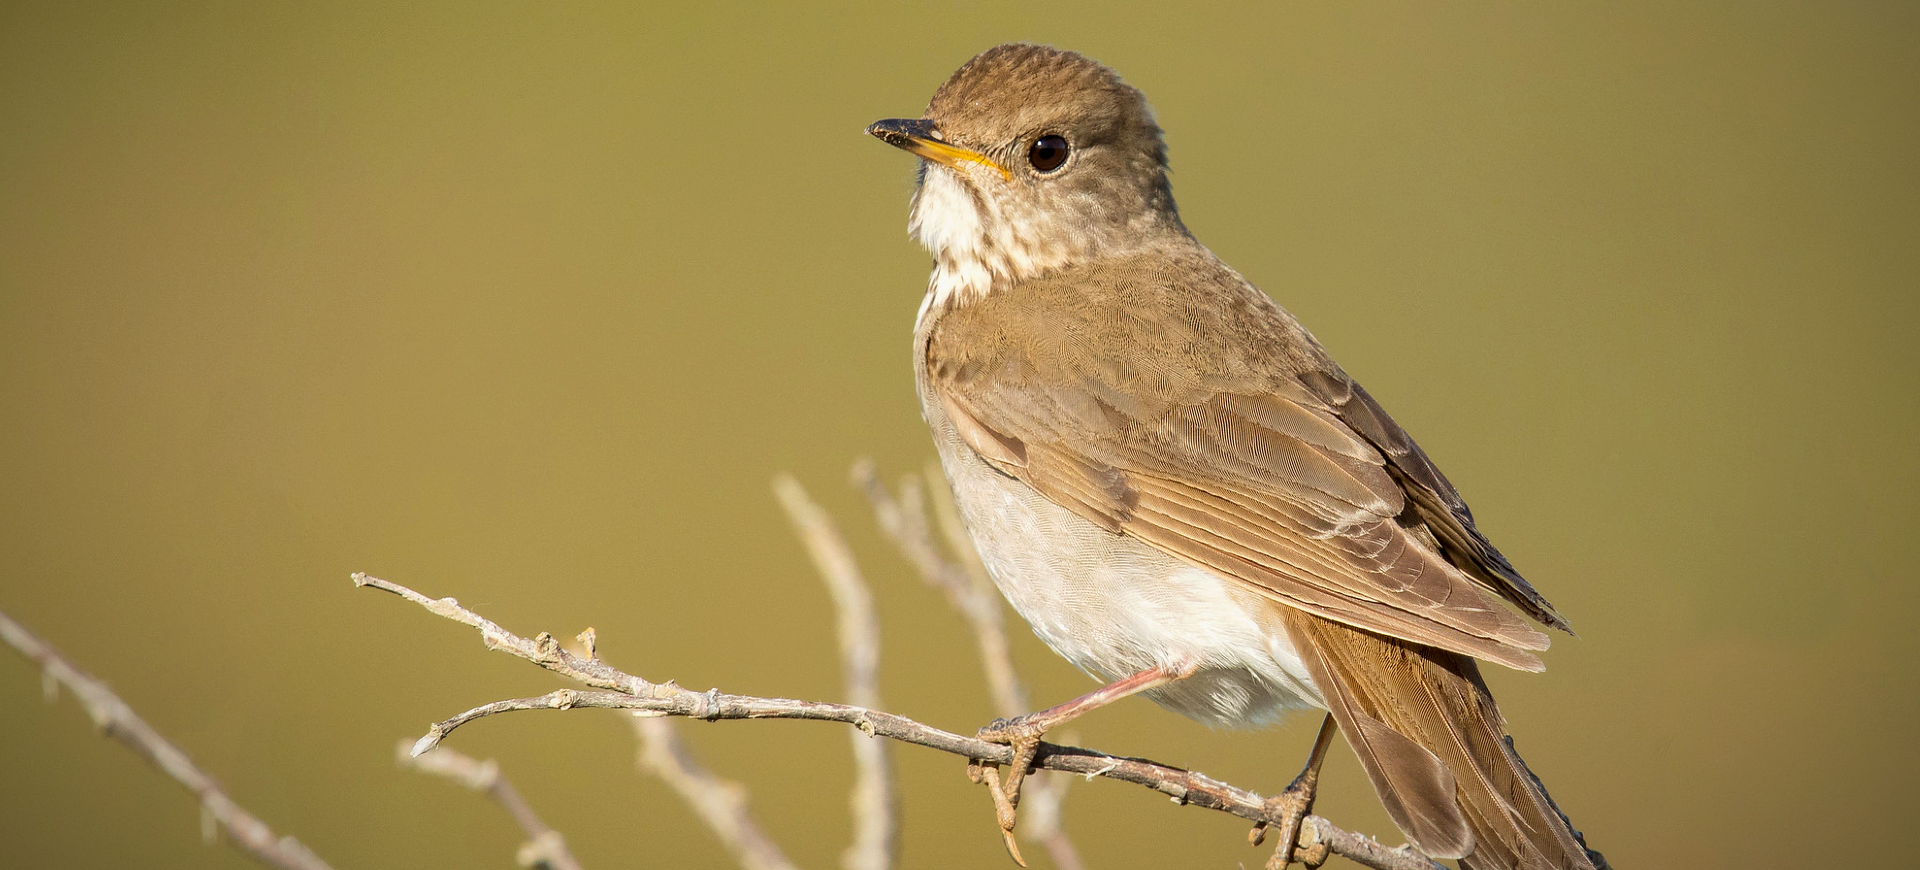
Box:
395;741;583;870
854;461;1082;870
356;573;1442;870
0;608;336;870
633;717;801;870
854;461;1026;714
773;475;897;870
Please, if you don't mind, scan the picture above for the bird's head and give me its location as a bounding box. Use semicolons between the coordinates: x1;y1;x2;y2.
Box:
868;44;1187;308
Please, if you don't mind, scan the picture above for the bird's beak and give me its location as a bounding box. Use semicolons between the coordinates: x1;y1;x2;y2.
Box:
866;118;1010;181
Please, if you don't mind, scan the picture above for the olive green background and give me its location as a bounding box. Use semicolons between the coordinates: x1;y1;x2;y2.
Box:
3;3;1915;868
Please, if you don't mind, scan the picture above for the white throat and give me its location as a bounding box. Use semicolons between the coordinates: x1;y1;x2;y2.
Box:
910;168;997;326
909;166;1075;329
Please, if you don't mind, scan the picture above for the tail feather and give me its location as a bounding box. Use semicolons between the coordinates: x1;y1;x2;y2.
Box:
1283;609;1600;870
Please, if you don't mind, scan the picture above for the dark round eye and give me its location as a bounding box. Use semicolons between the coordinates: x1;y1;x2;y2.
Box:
1027;135;1069;173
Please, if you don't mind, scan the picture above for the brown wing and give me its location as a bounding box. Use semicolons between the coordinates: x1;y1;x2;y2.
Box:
1298;370;1571;632
925;248;1561;670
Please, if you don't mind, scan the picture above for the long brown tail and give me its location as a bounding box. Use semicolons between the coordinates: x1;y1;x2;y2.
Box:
1283;609;1607;870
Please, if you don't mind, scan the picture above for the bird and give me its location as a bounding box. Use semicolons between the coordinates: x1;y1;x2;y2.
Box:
866;43;1604;870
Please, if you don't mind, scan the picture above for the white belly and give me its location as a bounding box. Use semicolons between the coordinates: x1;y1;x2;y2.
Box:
923;391;1325;729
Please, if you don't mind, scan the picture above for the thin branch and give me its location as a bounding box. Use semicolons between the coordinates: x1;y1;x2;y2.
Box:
853;460;1026;714
394;741;582;870
0;608;336;870
773;474;897;870
356;574;1442;870
854;461;1081;870
632;716;801;870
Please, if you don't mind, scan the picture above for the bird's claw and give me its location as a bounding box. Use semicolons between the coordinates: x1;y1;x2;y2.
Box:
1259;769;1323;869
971;716;1049;866
978;716;1048;809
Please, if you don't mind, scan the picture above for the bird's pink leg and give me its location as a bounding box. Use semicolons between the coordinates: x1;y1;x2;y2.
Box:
1256;713;1339;869
972;657;1201;865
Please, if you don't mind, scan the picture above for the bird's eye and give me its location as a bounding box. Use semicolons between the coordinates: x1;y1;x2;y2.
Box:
1028;135;1069;173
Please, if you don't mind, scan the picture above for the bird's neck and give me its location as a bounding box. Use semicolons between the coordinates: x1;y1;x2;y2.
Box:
909;167;1186;329
910;168;1049;325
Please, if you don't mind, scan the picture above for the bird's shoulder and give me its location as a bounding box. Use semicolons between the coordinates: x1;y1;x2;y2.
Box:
927;244;1333;412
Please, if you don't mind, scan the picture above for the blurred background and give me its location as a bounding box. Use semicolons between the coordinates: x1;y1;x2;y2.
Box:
3;2;1915;868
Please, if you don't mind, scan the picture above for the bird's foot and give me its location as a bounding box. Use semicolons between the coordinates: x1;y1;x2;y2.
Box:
964;662;1202;866
1252;713;1338;869
969;715;1050;866
1253;766;1325;869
